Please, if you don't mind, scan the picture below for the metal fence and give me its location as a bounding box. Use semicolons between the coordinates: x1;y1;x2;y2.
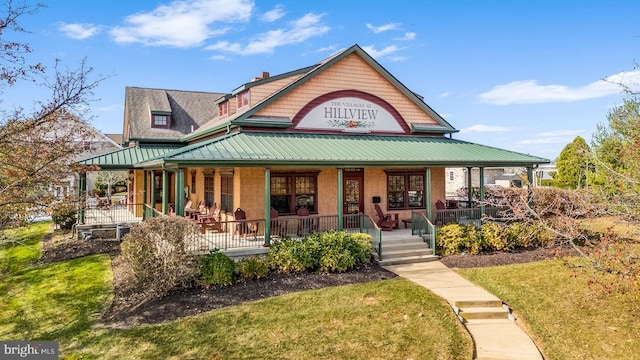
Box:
411;211;436;255
79;203;144;225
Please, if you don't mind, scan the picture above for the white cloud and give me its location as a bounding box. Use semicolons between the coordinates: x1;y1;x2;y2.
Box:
439;92;450;98
361;45;398;59
536;129;586;137
459;124;518;134
400;32;415;40
206;13;329;55
110;0;253;48
59;23;102;39
366;22;400;33
515;136;575;145
478;71;640;105
261;5;285;22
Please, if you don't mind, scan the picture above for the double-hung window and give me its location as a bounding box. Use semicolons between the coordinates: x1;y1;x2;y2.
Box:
387;172;425;209
271;173;317;215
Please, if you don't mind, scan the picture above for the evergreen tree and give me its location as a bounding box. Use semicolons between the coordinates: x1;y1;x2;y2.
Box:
553;136;591;189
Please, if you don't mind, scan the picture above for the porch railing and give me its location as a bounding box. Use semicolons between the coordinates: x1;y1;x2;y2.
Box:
142;204;163;220
433;206;509;227
411;211;436;255
78;203;144;225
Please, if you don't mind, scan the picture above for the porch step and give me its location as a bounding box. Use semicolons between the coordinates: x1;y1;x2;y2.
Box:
452;300;514;324
381;241;432;251
375;254;440;266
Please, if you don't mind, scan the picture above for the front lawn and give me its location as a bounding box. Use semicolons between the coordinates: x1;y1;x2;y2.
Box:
1;223;473;359
457;260;640;359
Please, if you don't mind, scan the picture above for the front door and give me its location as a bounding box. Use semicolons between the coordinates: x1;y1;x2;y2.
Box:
343;170;364;215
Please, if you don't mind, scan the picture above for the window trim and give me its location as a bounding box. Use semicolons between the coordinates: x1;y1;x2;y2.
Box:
236;90;250;109
151;113;170;128
270;172;319;215
218;101;228;117
386;172;425;210
220;173;234;213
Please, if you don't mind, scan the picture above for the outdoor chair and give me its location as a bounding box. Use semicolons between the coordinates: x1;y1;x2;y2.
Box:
296;206;318;236
234;208;259;240
374;204;399;231
270;207;288;237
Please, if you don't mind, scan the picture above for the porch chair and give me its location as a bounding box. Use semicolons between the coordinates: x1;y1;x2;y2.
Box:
270;207;288;237
374;204;399;231
296;206;318;237
435;199;446;225
234;208;259;240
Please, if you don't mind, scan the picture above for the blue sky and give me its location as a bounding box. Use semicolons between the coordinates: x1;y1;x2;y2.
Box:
4;0;640;161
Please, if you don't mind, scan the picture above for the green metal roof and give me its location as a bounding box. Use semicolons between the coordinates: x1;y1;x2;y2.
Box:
140;132;549;168
77;145;181;169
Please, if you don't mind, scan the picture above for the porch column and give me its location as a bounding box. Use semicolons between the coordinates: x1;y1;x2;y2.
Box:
337;168;343;231
175;169;185;217
150;171;156;211
78;172;86;224
142;170;147;206
425;167;432;221
466;167;473;207
162;169;168;214
264;168;271;246
527;166;534;208
479;167;485;216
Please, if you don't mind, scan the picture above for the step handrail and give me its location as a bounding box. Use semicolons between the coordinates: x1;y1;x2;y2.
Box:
411;211;436;255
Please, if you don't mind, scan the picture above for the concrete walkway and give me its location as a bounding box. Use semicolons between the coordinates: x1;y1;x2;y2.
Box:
384;261;543;360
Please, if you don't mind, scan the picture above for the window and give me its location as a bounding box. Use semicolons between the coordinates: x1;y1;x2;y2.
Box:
218;101;228;117
237;90;250;109
190;171;197;194
387;172;425;209
271;173;317;215
449;170;454;181
220;173;233;212
204;173;214;208
152;114;170;128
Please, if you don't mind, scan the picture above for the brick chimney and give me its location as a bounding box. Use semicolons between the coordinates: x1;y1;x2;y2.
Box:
251;71;270;82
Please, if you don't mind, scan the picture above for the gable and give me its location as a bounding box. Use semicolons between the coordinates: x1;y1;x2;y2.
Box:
252;51;446;134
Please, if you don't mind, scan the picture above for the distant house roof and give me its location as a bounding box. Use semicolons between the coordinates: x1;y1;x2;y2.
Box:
125;87;225;143
496;173;523;181
105;133;123;145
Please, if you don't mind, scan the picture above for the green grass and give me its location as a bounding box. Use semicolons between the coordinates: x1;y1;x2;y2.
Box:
67;279;473;360
457;260;640;360
1;223;473;360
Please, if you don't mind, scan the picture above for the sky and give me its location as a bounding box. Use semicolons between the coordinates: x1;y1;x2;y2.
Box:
3;0;640;161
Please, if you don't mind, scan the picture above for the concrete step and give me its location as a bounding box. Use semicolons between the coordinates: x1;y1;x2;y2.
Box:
379;248;434;258
376;254;440;266
381;241;429;251
458;307;509;321
455;300;503;308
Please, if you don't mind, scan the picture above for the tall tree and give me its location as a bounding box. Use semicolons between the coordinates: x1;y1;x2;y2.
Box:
553;136;591;189
0;1;103;231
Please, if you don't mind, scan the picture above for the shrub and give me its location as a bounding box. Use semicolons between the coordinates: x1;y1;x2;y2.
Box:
236;257;269;281
267;231;373;273
199;249;236;286
463;223;481;254
50;202;77;229
267;237;317;273
505;221;554;248
120;216;199;298
436;224;467;255
480;222;509;251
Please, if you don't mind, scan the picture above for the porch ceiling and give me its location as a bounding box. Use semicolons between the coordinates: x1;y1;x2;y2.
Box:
139;131;549;168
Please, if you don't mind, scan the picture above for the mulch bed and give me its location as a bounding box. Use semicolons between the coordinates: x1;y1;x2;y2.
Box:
34;233;574;328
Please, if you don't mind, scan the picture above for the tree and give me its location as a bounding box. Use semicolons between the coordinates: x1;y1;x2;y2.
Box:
553;136;592;189
0;1;104;232
94;171;128;200
591;98;640;199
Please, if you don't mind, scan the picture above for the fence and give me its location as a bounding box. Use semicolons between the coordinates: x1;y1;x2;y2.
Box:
78;203;144;225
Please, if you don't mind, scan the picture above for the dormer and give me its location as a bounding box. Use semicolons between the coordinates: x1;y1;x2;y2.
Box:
214;94;233;118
